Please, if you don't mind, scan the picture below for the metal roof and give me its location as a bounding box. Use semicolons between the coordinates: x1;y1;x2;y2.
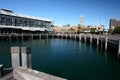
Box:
0;8;52;22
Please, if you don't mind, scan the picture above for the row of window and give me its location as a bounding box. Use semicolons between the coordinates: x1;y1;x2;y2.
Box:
0;15;51;29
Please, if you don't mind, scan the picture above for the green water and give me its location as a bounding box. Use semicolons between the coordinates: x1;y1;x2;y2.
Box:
0;39;120;80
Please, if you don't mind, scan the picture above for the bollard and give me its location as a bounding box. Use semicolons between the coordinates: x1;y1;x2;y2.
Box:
21;47;32;69
79;34;81;41
105;37;108;51
118;39;120;57
97;36;99;46
90;35;92;44
11;47;20;68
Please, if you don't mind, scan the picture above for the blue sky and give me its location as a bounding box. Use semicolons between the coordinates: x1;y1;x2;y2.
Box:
0;0;120;29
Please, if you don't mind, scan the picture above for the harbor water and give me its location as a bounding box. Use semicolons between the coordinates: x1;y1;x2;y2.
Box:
0;38;120;80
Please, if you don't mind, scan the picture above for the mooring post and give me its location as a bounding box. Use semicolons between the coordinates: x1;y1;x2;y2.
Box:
11;47;20;68
21;47;32;69
105;36;108;51
0;64;3;77
79;34;81;41
97;36;99;46
90;35;92;44
84;34;86;42
118;38;120;57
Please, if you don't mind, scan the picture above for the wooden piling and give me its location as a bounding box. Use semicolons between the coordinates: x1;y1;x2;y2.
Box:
9;34;11;41
70;34;71;39
90;35;92;44
105;37;108;51
84;34;86;42
39;34;41;39
97;36;99;46
79;34;81;41
11;47;20;68
66;34;67;39
21;47;32;69
22;33;24;41
118;39;120;57
52;34;54;38
31;34;33;39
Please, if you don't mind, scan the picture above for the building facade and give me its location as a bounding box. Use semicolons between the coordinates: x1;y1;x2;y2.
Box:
80;16;84;27
0;8;52;34
109;18;120;30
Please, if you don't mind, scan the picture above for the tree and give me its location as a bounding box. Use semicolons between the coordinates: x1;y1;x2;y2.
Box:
67;24;70;26
108;28;114;34
114;26;120;34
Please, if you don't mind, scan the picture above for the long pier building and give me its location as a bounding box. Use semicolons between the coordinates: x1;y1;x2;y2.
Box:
0;8;52;34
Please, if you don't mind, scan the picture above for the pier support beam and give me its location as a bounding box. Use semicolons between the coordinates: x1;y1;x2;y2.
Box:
84;34;86;42
52;34;54;39
22;33;24;41
31;34;33;40
105;37;108;51
9;34;11;41
39;34;41;39
101;36;103;47
70;34;71;39
97;36;99;46
79;34;81;41
11;47;20;68
118;39;120;57
90;35;92;44
21;47;32;69
66;34;67;39
47;34;48;39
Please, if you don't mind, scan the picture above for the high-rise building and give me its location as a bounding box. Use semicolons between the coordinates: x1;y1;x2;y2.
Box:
80;16;84;27
109;18;120;30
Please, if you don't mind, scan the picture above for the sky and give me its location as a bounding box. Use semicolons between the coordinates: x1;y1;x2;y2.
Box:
0;0;120;29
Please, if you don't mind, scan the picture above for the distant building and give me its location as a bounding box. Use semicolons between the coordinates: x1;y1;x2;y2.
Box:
109;18;120;30
0;8;52;34
80;16;84;27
